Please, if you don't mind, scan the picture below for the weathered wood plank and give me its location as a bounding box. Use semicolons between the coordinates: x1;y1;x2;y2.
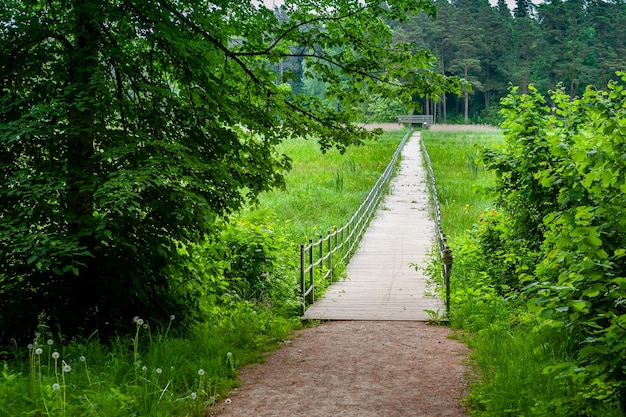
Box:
303;132;445;321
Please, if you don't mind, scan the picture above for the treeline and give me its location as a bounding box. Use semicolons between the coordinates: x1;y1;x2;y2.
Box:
396;0;626;124
276;0;626;124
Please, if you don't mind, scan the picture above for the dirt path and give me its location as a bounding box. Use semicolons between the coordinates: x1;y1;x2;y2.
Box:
209;321;470;417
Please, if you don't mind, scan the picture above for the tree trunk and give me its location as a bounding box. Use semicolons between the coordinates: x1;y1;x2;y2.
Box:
464;65;469;124
67;4;98;237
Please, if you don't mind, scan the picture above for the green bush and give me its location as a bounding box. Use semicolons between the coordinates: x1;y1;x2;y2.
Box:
476;75;626;413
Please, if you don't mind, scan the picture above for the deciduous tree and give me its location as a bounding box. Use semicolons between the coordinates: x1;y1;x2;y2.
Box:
0;0;459;343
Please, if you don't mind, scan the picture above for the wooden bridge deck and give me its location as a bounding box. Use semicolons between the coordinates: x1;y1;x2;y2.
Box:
302;132;445;321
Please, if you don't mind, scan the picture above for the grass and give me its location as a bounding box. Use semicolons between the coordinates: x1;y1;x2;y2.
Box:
1;129;407;417
256;130;406;241
422;130;501;238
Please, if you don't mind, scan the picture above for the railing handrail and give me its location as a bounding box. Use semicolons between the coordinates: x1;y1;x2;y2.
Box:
420;136;453;316
299;130;412;315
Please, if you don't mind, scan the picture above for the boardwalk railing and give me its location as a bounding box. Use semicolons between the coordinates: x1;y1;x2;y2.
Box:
299;130;412;315
420;137;453;315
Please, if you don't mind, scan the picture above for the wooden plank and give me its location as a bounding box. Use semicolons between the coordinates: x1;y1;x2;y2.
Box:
303;132;445;322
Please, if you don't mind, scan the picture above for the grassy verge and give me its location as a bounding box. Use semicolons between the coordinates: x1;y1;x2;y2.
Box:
0;129;406;417
423;129;583;416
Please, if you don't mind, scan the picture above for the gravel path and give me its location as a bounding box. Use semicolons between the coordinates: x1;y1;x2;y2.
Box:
208;322;470;417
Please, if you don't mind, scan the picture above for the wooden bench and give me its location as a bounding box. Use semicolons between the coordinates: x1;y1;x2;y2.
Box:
397;114;434;128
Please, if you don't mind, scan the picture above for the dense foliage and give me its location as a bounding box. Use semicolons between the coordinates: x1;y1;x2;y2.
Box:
446;76;626;414
0;0;458;344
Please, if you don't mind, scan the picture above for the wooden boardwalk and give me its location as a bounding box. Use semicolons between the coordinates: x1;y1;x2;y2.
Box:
302;132;445;321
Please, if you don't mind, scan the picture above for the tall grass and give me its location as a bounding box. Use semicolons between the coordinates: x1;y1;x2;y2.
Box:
422;129;602;416
422;130;500;238
255;130;406;240
1;129;406;417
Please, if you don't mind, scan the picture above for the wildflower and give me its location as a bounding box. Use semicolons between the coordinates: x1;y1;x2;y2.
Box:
156;368;162;375
52;352;60;360
27;343;33;350
79;356;86;362
63;364;71;373
224;398;232;404
47;339;54;346
136;318;144;326
226;352;232;358
190;392;197;400
198;369;205;376
52;383;60;391
170;314;175;321
142;366;148;372
142;323;148;329
35;348;43;356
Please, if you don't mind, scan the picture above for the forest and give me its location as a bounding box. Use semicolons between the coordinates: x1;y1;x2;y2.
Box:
277;0;626;124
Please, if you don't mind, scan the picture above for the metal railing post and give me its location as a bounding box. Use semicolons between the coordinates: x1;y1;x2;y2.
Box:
300;244;305;315
328;230;333;283
308;239;314;305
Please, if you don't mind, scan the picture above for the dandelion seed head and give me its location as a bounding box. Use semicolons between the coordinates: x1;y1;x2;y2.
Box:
156;368;162;374
197;369;205;376
226;352;232;358
142;365;148;372
79;356;86;362
132;316;140;323
224;398;232;404
170;366;175;371
52;351;60;360
47;339;54;346
52;383;60;391
27;344;33;350
136;318;144;326
35;332;41;338
35;348;43;355
190;392;197;400
170;314;175;321
63;364;71;373
142;323;148;329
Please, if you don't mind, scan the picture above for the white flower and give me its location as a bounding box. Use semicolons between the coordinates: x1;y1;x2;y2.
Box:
226;352;232;358
79;356;86;362
35;348;43;355
63;364;71;373
52;383;60;391
197;369;205;376
156;368;162;375
190;392;197;400
47;339;54;346
224;398;232;404
52;352;60;360
170;314;175;321
142;365;148;372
